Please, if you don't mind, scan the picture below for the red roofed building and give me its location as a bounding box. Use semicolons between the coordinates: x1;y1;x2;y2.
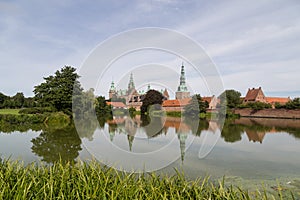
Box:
243;87;291;109
244;87;266;103
162;98;191;112
202;95;218;110
265;97;291;108
106;101;126;109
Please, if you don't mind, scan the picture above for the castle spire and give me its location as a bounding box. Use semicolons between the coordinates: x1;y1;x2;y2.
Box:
175;63;190;99
128;73;135;90
110;80;116;91
177;64;188;92
109;79;116;99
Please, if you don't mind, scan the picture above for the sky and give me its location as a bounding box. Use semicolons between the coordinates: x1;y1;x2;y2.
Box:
1;0;300;98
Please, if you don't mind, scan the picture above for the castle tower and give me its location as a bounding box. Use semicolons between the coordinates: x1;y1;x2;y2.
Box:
127;73;135;95
176;64;190;99
163;88;169;100
109;80;116;99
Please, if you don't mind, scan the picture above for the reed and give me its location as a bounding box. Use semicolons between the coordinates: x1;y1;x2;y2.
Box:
0;159;292;200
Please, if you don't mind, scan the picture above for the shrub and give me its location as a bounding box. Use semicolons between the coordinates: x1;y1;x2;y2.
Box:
19;107;55;114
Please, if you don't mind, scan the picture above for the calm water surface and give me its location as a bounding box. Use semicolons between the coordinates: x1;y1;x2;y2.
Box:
1;116;300;193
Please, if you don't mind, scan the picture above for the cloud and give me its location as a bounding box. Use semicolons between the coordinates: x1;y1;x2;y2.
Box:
0;0;299;98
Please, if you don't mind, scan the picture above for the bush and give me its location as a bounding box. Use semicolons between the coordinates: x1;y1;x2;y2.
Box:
0;114;46;125
237;102;271;110
19;107;55;114
44;112;70;128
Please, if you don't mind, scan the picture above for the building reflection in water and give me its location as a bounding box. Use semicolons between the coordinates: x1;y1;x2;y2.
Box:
103;116;300;162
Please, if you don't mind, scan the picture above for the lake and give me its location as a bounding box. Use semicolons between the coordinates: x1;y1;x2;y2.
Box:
1;116;300;193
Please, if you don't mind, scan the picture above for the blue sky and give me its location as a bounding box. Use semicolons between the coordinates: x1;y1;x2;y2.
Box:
1;0;300;98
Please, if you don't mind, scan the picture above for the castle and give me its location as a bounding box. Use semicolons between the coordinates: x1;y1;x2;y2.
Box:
108;64;191;110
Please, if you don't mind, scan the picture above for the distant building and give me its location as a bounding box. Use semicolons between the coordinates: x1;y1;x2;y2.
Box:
108;73;169;111
244;87;266;103
106;101;126;109
265;97;291;108
243;87;290;108
202;95;218;110
162;98;191;112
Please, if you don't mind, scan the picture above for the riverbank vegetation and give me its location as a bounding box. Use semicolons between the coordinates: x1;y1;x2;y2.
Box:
0;159;293;200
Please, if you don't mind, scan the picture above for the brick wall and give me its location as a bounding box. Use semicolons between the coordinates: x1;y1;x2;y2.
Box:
234;108;300;119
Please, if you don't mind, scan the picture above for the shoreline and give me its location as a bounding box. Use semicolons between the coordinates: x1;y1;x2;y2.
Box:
234;108;300;120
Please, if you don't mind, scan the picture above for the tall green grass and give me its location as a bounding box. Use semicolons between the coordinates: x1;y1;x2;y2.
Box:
0;159;292;200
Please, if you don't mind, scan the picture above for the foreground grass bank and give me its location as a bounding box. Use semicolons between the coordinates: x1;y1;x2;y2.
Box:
0;159;293;200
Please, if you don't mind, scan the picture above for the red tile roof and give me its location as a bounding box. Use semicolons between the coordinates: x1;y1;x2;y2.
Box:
202;97;212;103
106;101;126;108
162;98;191;107
244;87;264;101
265;97;290;104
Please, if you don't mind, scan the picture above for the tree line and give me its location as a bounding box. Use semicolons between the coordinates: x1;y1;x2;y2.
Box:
1;66;299;118
0;92;37;109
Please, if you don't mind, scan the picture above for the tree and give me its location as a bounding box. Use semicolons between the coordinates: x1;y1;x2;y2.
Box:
33;66;82;115
222;90;242;108
31;125;82;164
0;92;9;108
140;90;164;115
73;88;97;119
12;92;25;108
95;96;112;117
285;98;300;109
184;94;208;118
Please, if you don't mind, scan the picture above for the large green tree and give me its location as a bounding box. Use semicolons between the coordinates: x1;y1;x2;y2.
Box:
141;90;164;115
94;95;112;117
11;92;25;108
0;92;9;108
221;89;242;109
184;94;208;118
33;66;82;115
285;98;300;109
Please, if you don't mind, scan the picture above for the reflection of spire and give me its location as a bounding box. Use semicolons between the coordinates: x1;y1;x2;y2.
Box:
109;131;115;142
178;133;188;163
177;64;188;92
127;135;134;151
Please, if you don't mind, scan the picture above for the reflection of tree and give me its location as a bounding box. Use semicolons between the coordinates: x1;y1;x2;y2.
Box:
278;127;300;139
221;120;244;143
75;118;98;141
31;125;82;164
141;116;164;138
0;122;43;133
184;117;208;136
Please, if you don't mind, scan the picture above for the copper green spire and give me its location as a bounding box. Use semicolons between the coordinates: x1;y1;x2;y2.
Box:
110;80;116;91
177;64;188;92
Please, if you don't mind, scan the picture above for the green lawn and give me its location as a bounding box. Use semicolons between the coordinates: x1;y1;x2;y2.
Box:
0;109;21;115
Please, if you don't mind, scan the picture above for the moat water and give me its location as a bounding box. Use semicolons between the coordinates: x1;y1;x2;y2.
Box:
1;116;300;195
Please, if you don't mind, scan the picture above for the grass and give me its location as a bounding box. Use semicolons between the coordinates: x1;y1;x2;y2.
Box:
0;109;21;115
0;159;293;200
